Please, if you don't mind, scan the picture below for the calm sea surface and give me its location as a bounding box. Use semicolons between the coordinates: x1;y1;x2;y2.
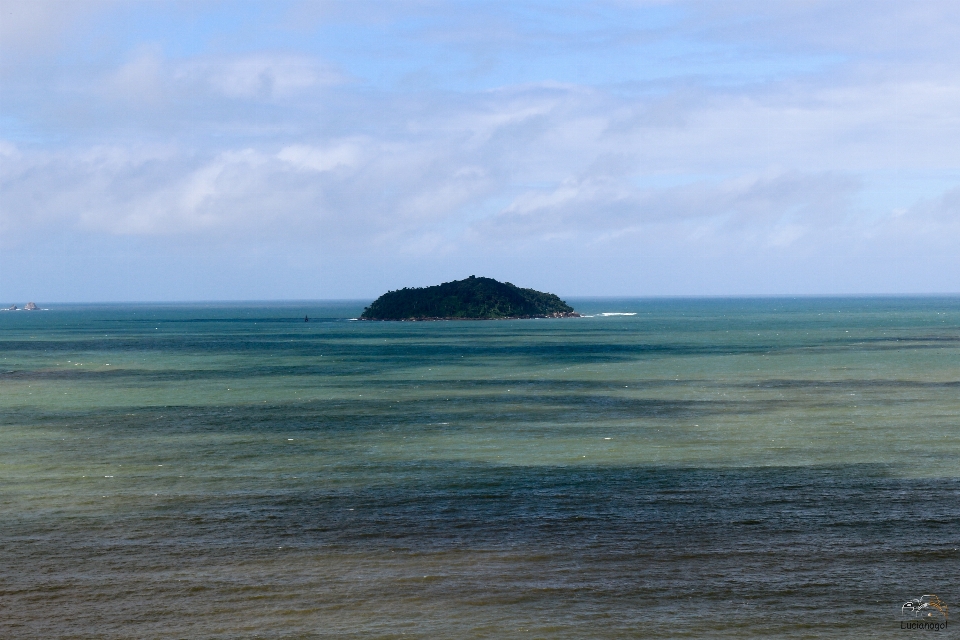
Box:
2;298;959;638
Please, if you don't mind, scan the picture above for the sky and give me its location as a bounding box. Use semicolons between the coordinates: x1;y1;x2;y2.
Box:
1;0;958;301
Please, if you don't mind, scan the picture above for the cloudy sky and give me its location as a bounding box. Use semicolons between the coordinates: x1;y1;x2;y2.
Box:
1;0;958;301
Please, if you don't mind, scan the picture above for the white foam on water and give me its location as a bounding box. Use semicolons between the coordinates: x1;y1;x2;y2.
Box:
600;312;637;316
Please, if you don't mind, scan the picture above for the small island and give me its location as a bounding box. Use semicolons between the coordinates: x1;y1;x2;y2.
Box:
360;276;579;321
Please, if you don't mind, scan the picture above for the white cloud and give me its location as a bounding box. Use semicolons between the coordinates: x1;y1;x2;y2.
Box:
1;145;321;240
474;170;860;249
94;51;341;111
277;141;364;173
176;55;343;100
104;49;165;106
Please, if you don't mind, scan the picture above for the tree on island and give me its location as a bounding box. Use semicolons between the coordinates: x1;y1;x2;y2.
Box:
360;276;578;320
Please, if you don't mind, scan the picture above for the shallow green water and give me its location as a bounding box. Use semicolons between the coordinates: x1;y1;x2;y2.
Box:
2;298;958;638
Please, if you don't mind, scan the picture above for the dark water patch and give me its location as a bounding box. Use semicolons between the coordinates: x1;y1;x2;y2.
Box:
3;464;958;638
1;367;709;388
7;331;956;364
851;334;960;344
752;378;960;390
1;393;776;437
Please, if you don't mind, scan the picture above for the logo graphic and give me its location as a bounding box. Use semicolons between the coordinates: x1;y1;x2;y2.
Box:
902;595;948;621
899;595;948;631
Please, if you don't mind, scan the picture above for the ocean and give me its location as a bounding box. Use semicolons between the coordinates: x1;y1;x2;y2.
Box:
2;297;958;638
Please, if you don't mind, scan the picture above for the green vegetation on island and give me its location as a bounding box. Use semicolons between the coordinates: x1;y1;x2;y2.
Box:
360;276;579;320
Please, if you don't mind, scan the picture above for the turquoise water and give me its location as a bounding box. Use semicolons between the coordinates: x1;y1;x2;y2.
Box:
2;298;959;638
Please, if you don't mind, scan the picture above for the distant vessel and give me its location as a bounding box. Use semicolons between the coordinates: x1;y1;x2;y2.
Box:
24;302;38;311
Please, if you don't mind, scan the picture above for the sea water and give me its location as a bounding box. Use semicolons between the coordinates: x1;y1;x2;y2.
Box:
1;298;958;638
